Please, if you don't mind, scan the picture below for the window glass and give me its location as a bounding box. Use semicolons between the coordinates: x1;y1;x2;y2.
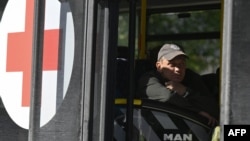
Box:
148;9;220;35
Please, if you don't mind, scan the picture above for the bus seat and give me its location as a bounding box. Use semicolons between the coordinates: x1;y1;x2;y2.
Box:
117;46;129;59
134;59;154;98
116;58;129;98
135;59;154;81
116;46;129;98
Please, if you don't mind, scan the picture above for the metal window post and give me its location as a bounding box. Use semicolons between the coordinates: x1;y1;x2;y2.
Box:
28;0;46;140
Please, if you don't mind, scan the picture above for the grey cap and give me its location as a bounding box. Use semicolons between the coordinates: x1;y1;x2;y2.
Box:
157;44;187;60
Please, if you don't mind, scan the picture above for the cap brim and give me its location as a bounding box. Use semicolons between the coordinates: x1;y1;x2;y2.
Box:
164;51;188;60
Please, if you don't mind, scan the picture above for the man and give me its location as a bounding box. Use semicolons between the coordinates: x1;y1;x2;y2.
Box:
137;43;219;126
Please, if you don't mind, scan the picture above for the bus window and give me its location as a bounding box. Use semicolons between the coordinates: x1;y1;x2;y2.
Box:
115;1;221;140
146;7;221;74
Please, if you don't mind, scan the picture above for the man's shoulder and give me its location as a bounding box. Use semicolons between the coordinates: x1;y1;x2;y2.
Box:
138;70;160;83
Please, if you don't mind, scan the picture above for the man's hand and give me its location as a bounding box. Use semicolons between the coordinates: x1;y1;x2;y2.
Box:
165;81;186;96
199;111;218;126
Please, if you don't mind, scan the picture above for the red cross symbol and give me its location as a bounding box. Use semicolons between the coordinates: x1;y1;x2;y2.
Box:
6;0;60;107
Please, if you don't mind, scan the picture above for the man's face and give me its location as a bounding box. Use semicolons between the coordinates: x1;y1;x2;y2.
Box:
156;55;186;82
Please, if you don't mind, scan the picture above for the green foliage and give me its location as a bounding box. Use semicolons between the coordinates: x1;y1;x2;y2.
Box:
148;10;220;34
118;13;130;46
